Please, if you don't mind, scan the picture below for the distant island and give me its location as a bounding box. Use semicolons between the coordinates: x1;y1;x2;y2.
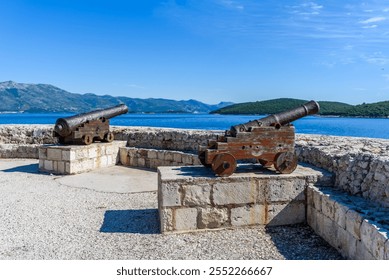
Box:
211;98;389;118
1;81;389;118
0;81;232;114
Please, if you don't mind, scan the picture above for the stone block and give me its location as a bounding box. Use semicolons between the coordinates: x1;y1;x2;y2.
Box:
148;150;158;159
47;148;62;161
182;154;193;165
346;209;362;240
312;188;322;211
266;202;305;226
335;226;348;256
160;183;181;207
366;226;388;260
334;201;348;229
39;160;44;169
119;148;129;165
355;241;375;260
57;161;65;174
322;215;338;248
175;208;198;231
385;240;389;260
306;185;314;207
44;160;53;171
231;205;266;227
265;179;306;202
213;180;256;205
173;153;182;163
183;184;211;206
88;146;98;158
306;205;316;229
199;208;229;229
321;194;335;219
38;147;47;160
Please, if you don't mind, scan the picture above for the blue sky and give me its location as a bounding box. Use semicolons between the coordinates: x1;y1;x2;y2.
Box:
1;0;389;105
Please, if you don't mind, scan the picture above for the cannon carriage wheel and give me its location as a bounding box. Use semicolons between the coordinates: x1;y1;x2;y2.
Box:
82;134;94;145
274;151;298;174
211;153;237;177
103;132;115;143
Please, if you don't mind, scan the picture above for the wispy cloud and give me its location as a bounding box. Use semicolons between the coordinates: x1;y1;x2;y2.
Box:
216;0;244;11
361;52;389;66
360;16;386;24
127;84;145;89
289;1;323;16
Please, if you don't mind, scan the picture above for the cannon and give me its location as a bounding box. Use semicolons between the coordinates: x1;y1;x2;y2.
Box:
198;100;320;176
53;104;129;145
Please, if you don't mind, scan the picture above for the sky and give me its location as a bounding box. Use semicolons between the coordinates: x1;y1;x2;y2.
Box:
1;0;389;105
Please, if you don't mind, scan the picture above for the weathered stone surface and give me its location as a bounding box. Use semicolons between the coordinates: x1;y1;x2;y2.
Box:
213;181;256;205
334;201;348;229
266;202;305;226
265;179;306;202
199;208;229;229
321;194;335;219
160;209;173;233
355;241;375;260
346;210;363;240
160;183;181;207
183;184;211;206
175;208;198;231
231;205;266;227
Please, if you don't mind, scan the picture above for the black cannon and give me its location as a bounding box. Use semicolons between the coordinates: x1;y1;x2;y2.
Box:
198;100;320;176
54;104;129;145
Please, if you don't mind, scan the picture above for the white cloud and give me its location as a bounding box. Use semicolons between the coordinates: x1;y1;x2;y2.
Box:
361;52;389;65
359;16;386;24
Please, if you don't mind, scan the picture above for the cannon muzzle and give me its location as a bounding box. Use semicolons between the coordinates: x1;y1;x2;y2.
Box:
230;100;319;136
54;104;129;137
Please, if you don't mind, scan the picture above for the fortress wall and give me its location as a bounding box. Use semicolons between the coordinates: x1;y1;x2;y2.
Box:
1;125;389;207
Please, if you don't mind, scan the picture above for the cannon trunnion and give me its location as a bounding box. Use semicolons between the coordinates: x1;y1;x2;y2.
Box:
54;104;129;145
199;101;320;177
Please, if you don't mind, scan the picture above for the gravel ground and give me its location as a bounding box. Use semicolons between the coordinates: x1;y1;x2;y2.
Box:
0;159;343;260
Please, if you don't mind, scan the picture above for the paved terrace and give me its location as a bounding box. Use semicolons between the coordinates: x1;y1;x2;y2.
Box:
0;159;342;260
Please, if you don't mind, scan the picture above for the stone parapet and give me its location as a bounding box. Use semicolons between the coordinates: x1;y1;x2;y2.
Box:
296;134;389;207
119;147;201;169
307;185;389;259
158;164;333;233
39;141;126;174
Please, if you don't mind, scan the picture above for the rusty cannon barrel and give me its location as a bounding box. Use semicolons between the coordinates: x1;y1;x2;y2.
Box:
54;104;128;137
54;104;129;145
229;100;320;136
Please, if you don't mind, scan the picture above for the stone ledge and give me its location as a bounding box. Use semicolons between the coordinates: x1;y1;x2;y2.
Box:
39;141;127;174
119;147;201;169
158;164;333;234
307;185;389;260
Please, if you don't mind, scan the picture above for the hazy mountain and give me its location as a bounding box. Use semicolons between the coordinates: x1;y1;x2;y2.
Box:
0;81;233;113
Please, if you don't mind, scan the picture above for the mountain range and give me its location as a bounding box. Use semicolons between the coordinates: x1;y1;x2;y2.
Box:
0;81;232;113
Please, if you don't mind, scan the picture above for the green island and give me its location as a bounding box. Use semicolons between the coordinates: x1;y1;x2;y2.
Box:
210;98;389;118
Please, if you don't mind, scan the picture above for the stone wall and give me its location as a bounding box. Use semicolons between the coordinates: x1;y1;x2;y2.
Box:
296;134;389;207
307;185;389;259
119;147;201;170
1;125;389;207
158;164;333;233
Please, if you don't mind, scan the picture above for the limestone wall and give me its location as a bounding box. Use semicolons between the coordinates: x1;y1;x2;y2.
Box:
1;124;389;207
296;134;389;208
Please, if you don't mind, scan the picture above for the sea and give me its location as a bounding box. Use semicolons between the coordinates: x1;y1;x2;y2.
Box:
0;113;389;139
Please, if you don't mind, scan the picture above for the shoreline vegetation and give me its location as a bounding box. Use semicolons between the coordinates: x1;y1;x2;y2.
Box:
210;98;389;118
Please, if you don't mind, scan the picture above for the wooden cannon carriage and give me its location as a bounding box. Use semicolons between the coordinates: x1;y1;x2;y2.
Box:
198;101;320;176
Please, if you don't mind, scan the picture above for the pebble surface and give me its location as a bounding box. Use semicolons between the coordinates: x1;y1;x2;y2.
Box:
0;159;343;260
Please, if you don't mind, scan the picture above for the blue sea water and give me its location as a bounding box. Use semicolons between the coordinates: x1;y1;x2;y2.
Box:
0;113;389;139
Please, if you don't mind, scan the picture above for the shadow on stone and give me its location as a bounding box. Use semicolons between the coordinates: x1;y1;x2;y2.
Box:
1;163;39;174
100;209;160;234
265;223;344;260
